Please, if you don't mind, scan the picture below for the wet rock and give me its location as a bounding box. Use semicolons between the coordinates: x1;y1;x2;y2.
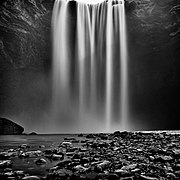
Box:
19;150;42;158
56;160;72;168
4;168;12;172
22;176;41;180
44;149;53;155
80;157;90;164
0;160;12;168
172;149;180;156
39;145;45;148
121;164;137;171
51;154;64;160
14;170;25;176
155;155;174;162
120;177;134;180
166;172;177;179
64;137;76;141
72;153;81;159
35;158;46;165
0;152;10;160
78;133;83;137
79;148;88;152
4;171;14;177
48;166;59;173
106;173;119;180
114;169;132;177
66;152;75;156
98;133;109;140
86;134;95;139
61;141;72;147
46;169;72;179
113;131;129;138
94;160;111;172
74;165;89;172
19;144;30;149
140;175;158;180
71;140;79;143
174;164;180;171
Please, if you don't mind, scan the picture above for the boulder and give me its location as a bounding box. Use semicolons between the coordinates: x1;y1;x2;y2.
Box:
0;117;24;135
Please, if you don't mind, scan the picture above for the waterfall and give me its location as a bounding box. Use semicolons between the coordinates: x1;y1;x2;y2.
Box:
52;0;128;132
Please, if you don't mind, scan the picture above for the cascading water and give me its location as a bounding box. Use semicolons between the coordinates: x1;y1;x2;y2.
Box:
52;0;128;132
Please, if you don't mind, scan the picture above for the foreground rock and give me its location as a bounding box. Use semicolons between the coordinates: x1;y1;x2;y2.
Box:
0;117;24;135
1;131;180;179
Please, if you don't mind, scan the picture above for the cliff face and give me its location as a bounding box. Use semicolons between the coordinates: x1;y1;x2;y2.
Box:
0;0;52;69
0;0;53;121
125;0;180;129
0;117;24;134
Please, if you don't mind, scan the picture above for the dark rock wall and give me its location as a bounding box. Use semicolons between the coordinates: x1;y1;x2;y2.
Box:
126;0;180;129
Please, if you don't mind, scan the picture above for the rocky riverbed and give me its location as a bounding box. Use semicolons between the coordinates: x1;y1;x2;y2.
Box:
1;131;180;179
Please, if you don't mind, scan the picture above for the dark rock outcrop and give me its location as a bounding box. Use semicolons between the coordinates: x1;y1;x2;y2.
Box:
0;117;24;135
28;132;37;135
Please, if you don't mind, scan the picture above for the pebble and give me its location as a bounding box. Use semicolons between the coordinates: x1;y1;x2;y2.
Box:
0;160;12;168
35;158;46;165
22;176;41;180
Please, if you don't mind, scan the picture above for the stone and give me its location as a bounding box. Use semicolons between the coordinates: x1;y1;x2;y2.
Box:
35;158;46;165
0;152;10;160
51;154;64;160
22;176;41;180
95;160;111;172
0;118;24;135
74;165;89;172
155;155;174;162
61;141;72;147
20;150;42;158
46;169;72;179
19;144;30;149
121;164;137;171
39;145;45;148
114;169;132;177
44;149;53;155
56;160;72;168
86;134;95;138
173;149;180;156
0;160;12;168
14;170;25;176
140;175;158;180
78;133;83;137
4;171;14;176
113;131;129;138
64;137;76;141
4;168;12;172
120;177;134;180
106;173;119;180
